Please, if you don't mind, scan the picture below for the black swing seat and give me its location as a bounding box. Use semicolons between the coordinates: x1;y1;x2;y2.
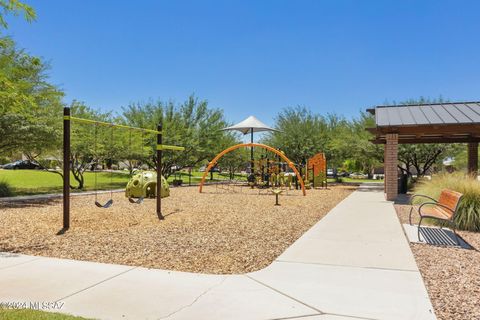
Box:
128;197;144;204
95;199;113;208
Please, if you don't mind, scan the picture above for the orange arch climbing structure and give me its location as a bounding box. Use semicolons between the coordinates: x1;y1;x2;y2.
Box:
199;143;306;196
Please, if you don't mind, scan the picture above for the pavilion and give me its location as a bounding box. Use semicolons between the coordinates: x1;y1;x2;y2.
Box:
367;101;480;200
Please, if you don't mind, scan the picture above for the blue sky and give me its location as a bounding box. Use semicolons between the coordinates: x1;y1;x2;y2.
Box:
6;0;480;125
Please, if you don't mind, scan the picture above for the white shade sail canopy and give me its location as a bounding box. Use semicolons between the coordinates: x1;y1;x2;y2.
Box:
221;115;278;135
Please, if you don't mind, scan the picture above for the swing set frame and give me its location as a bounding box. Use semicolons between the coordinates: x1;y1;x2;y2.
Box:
62;107;184;230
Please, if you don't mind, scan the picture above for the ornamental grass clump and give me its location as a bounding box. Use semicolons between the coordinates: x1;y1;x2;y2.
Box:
413;173;480;232
0;180;14;197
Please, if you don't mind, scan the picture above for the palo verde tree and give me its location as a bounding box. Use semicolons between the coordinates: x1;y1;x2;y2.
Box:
215;131;245;179
328;111;383;177
263;106;330;166
122;95;232;178
265;106;384;175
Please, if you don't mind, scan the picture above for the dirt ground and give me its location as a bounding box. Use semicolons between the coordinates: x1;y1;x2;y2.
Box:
395;203;480;320
0;185;354;274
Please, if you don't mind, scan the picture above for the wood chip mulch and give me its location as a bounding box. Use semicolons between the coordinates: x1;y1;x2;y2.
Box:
395;203;480;320
0;185;354;274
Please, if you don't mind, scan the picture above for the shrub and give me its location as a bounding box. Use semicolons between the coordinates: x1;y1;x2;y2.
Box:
413;173;480;232
0;180;14;197
0;156;10;165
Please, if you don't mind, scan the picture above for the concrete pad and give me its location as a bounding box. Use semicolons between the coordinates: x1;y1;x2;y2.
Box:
277;190;418;271
250;261;436;320
61;267;316;320
0;255;134;303
166;275;317;320
403;224;472;249
0;252;39;269
278;236;418;271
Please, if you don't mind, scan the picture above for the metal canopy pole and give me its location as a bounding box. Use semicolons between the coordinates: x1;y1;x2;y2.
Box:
250;129;254;174
63;107;71;229
156;124;164;220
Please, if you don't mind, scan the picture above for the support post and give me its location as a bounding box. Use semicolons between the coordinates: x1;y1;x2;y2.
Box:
250;129;254;174
63;107;71;229
312;164;315;188
266;156;270;187
467;142;478;177
384;133;398;201
156;124;164;220
305;160;308;184
325;159;328;189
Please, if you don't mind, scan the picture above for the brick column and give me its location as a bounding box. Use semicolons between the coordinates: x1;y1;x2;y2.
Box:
384;133;398;201
467;142;478;176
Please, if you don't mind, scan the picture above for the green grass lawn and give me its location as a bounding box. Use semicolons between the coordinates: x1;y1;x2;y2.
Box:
0;309;90;320
0;169;245;196
1;169;384;197
0;169;130;196
334;177;383;184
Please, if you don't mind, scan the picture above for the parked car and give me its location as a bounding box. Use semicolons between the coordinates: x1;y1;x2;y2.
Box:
338;171;350;177
326;169;335;177
0;160;41;170
350;172;368;179
198;165;219;172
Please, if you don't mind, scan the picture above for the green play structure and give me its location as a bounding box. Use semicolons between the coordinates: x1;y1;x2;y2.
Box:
125;171;170;200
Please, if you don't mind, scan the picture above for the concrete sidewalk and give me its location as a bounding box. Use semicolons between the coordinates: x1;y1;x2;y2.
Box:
0;185;435;320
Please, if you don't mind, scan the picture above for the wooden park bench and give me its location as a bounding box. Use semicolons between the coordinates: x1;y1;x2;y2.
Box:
409;189;463;244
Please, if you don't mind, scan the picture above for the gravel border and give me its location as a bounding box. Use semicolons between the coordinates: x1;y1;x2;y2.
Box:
395;202;480;320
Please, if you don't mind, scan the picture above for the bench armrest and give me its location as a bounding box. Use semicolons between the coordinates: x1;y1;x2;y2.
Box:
410;194;438;205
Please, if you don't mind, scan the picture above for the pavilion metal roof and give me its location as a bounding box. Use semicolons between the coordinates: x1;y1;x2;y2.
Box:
370;102;480;127
366;102;480;144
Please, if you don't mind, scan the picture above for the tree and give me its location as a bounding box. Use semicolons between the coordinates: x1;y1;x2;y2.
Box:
263;106;329;166
0;0;35;29
67;102;117;189
32;101;116;190
393;97;462;177
215;132;245;179
122;95;233;178
0;2;62;158
397;144;461;177
0;37;64;156
328;112;383;176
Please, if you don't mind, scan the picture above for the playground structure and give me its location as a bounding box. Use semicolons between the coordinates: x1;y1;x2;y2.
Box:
200;115;307;196
62;107;184;229
307;152;328;188
125;171;170;200
198;116;329;196
199;143;307;196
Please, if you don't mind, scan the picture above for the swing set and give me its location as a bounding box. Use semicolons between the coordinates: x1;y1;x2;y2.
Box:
92;123;114;208
62;107;184;230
